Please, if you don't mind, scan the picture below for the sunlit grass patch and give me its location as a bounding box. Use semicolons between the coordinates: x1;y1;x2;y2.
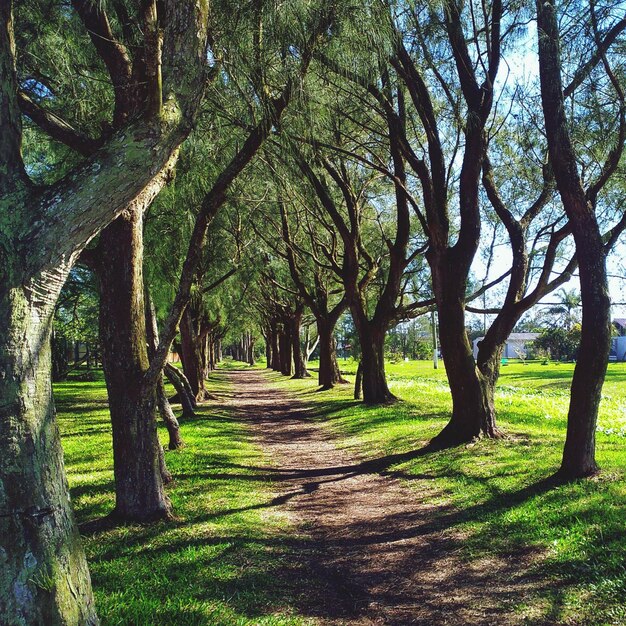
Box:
268;358;626;625
55;370;317;626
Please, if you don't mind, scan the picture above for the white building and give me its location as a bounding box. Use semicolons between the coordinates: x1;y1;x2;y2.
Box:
610;336;626;362
472;333;539;360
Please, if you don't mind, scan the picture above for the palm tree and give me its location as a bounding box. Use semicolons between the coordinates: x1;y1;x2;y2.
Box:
547;288;582;330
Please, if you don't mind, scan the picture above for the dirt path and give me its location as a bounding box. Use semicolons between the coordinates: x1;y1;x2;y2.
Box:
224;369;544;626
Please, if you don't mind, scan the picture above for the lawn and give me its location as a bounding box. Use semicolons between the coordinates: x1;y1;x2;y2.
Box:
268;358;626;626
54;370;316;626
54;359;626;625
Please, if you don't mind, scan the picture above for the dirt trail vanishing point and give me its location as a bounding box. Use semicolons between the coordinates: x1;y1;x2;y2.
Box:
222;369;547;626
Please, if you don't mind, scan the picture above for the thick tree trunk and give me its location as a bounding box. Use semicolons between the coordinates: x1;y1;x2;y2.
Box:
0;1;210;618
537;0;611;479
0;278;99;625
317;319;346;389
97;208;171;521
291;310;308;379
279;326;292;376
164;363;196;418
179;308;210;401
352;314;395;404
431;293;500;445
361;327;394;404
559;241;609;477
270;322;281;371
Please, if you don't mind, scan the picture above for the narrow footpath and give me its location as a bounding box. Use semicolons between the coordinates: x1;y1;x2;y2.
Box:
224;369;545;626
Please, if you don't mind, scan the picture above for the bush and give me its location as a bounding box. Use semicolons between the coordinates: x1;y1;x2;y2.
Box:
532;325;581;361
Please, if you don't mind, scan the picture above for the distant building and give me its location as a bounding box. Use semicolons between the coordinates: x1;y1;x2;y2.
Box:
610;337;626;362
613;319;626;336
472;332;539;360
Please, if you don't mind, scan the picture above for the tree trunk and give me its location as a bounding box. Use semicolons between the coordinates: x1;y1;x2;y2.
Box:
164;363;196;418
317;319;346;389
431;292;499;445
291;310;307;378
0;279;99;625
145;293;184;450
265;330;272;367
354;360;363;399
537;0;612;478
559;241;609;477
248;334;256;365
156;376;184;450
179;307;210;401
270;322;281;371
97;208;171;521
356;322;395;404
279;326;292;376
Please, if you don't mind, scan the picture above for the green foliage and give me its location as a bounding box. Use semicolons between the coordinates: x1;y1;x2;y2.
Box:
532;325;582;362
386;319;433;360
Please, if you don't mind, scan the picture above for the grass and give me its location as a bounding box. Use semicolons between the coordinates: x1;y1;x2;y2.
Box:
54;359;626;625
55;370;316;626
267;358;626;626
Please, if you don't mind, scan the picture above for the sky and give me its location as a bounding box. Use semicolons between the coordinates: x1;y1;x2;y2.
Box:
471;17;626;322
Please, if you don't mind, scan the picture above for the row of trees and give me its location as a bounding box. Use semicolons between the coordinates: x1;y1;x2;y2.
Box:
1;0;625;623
246;1;625;464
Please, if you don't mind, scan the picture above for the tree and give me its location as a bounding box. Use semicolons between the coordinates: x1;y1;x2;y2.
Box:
0;0;210;621
546;288;582;330
275;193;348;388
536;0;625;478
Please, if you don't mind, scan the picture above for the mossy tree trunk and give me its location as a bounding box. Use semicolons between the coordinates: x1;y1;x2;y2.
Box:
0;274;99;625
96;207;172;520
0;0;210;620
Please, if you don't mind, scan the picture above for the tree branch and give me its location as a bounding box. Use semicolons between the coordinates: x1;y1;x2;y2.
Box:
0;1;27;193
18;91;102;156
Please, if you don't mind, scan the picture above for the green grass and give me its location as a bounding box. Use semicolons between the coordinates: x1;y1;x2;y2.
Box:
55;370;316;626
55;359;626;625
267;358;626;626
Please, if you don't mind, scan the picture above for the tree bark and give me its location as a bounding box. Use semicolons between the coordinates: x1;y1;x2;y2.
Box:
156;377;184;450
264;329;272;366
291;308;308;378
248;334;256;366
270;322;281;371
352;314;395;404
179;307;211;401
430;275;500;445
354;360;363;400
537;0;612;478
317;318;346;389
0;280;99;625
97;207;171;521
145;291;184;450
164;363;196;418
279;325;293;376
0;0;210;619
